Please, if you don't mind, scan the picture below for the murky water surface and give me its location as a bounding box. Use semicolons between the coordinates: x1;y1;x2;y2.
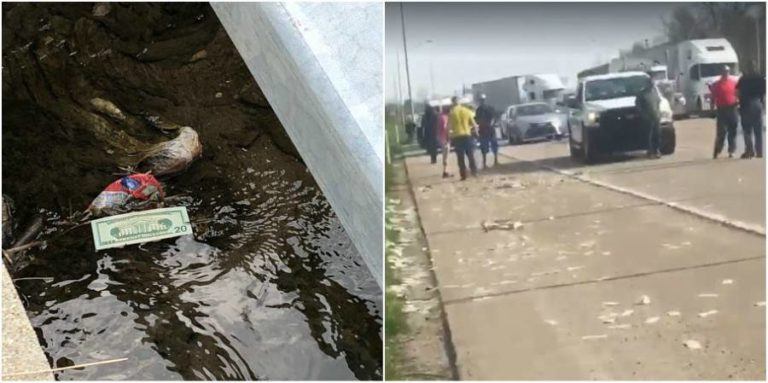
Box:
5;104;382;380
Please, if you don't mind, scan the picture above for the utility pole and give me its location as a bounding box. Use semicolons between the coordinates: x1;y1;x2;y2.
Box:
400;3;416;121
396;50;405;144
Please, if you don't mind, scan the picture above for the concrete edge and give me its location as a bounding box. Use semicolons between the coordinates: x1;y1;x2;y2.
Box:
1;265;54;381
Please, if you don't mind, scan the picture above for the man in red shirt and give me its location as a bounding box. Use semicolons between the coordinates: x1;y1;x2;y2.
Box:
708;65;740;158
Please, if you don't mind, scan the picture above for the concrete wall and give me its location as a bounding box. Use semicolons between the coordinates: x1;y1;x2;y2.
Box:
211;3;383;286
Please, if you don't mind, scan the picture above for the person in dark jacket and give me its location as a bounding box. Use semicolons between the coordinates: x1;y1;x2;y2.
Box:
736;60;765;159
421;104;439;163
475;94;498;168
635;76;662;159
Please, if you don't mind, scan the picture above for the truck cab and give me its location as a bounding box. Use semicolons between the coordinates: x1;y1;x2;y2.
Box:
567;72;675;163
673;39;740;115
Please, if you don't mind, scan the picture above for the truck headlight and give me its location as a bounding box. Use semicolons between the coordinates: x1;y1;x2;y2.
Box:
586;111;599;125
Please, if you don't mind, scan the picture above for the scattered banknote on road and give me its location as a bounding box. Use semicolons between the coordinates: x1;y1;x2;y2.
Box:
91;206;192;250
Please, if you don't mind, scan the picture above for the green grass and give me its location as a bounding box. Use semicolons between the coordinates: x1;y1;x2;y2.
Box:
384;159;409;380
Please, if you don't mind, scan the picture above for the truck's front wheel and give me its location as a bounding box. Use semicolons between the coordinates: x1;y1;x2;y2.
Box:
583;125;598;164
569;124;581;159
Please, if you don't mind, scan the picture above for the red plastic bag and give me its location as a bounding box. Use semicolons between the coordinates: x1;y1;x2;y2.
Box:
88;173;164;217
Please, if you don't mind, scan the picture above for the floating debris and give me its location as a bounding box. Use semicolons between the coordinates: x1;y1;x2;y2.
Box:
635;295;651;305
698;310;718;318
544;319;558;326
645;316;660;324
754;301;766;307
721;279;733;285
667;310;681;317
602;301;620;307
683;340;702;350
598;315;617;324
698;293;719;298
581;334;608;340
566;265;585;272
608;324;631;330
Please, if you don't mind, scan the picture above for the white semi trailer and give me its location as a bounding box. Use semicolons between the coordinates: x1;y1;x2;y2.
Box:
471;73;565;114
619;38;740;115
471;76;525;115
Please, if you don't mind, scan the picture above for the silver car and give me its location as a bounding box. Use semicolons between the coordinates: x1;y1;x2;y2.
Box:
502;102;568;145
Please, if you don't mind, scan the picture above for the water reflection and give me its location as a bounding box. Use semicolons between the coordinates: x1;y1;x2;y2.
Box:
12;136;381;380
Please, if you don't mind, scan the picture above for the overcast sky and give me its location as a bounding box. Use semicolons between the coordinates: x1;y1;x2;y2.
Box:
385;2;683;102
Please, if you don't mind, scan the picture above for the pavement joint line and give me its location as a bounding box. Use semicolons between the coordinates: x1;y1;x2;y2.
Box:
424;200;660;237
499;153;766;237
442;254;765;306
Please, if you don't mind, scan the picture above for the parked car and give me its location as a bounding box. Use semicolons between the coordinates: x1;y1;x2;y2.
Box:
567;71;675;163
501;102;569;145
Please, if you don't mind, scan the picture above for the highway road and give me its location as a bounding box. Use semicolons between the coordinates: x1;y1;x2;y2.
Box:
402;117;765;379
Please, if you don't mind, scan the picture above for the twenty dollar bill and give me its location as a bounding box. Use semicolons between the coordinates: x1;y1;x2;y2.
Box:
91;206;192;251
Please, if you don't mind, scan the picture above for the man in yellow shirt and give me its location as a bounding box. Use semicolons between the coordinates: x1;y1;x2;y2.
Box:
448;96;479;180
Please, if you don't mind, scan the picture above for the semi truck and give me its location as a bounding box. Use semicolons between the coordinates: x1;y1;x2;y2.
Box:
614;38;740;116
471;76;525;114
471;73;565;114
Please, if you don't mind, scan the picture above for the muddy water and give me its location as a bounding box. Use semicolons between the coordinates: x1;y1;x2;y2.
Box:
4;102;382;380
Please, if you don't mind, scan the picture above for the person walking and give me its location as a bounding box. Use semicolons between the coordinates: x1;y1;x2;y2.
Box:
448;96;478;180
437;104;453;178
421;105;439;163
736;60;765;159
475;94;498;168
635;76;662;159
708;65;740;159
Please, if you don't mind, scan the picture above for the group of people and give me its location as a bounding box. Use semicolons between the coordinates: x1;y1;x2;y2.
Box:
420;95;500;181
709;62;765;159
417;62;763;181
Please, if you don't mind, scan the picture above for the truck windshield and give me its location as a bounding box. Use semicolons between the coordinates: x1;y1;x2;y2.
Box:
517;104;552;116
697;62;738;78
585;76;648;101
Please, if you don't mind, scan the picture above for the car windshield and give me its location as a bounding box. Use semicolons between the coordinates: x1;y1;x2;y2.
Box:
585;76;647;101
517;104;552;116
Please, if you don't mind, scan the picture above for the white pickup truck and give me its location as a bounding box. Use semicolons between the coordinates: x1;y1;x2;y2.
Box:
567;72;676;163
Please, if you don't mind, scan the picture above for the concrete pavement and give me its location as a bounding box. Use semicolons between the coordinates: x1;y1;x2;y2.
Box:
402;118;765;379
